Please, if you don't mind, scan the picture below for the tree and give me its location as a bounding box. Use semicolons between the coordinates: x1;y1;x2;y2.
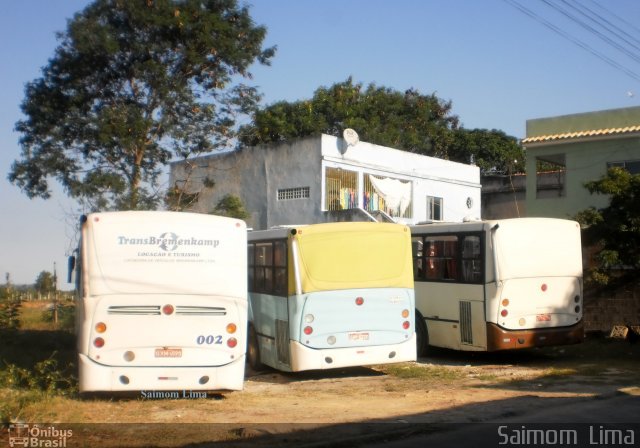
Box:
450;128;525;174
239;78;459;159
574;167;640;285
212;194;249;219
9;0;275;211
238;78;523;171
35;271;56;295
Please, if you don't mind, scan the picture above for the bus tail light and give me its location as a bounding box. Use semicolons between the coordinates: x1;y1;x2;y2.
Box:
93;337;105;348
162;304;174;315
226;323;237;334
304;326;313;335
402;321;410;330
227;337;238;348
355;297;364;306
95;322;107;333
401;309;410;318
501;298;509;318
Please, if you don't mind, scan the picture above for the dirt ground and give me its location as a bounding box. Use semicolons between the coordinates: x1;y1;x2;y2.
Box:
6;338;638;447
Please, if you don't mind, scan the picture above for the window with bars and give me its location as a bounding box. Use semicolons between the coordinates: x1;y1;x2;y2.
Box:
536;155;566;198
325;167;358;211
363;174;412;218
277;187;310;201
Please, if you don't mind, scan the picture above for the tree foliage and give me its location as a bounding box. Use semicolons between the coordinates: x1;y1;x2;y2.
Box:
575;167;640;285
239;78;459;159
212;194;249;219
450;128;525;174
238;78;524;172
9;0;275;211
34;271;56;295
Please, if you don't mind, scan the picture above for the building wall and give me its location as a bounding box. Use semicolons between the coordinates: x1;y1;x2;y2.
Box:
524;106;640;219
170;134;481;229
525;137;640;218
481;174;526;220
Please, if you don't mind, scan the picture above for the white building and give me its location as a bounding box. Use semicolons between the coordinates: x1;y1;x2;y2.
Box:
170;133;481;229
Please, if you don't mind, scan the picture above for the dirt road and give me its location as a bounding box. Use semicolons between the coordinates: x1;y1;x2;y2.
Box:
9;338;637;447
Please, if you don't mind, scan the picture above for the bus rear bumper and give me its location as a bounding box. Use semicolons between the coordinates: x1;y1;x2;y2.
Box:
289;333;416;372
77;354;246;393
486;321;584;351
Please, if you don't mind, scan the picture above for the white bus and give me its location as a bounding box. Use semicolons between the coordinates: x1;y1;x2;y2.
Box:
410;218;584;355
69;211;247;392
246;222;416;372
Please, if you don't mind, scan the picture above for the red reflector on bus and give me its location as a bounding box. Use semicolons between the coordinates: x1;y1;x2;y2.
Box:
93;337;105;348
402;321;410;329
227;337;237;348
304;326;313;335
355;297;364;306
500;309;508;317
162;304;174;315
541;284;548;292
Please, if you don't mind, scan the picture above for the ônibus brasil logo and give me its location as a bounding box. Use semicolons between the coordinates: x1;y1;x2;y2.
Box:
117;232;219;252
8;424;72;447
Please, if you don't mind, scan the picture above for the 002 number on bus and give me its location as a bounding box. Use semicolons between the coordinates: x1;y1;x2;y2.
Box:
196;335;223;345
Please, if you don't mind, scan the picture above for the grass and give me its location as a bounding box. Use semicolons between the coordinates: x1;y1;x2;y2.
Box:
377;363;466;382
0;300;77;425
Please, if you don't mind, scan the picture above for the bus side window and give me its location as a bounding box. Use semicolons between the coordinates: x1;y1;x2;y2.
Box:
255;242;274;293
462;236;482;283
425;236;458;281
273;240;287;296
248;243;255;292
412;237;424;280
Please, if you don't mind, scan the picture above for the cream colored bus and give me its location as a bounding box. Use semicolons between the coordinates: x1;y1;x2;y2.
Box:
70;211;247;392
411;218;584;355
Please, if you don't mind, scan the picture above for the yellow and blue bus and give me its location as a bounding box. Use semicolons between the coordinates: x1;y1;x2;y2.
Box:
247;222;416;372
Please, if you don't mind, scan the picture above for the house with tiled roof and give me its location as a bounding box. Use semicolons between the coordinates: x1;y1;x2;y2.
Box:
522;106;640;219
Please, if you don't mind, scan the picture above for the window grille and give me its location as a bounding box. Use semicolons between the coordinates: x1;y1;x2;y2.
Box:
277;187;310;201
363;174;412;218
325;167;358;211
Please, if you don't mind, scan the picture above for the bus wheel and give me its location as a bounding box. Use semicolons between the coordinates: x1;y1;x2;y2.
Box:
247;326;264;371
415;310;429;358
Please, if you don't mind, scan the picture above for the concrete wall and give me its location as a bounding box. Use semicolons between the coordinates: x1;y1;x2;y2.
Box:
481;174;526;220
524;106;640;219
584;281;640;333
525;137;640;219
170;134;482;229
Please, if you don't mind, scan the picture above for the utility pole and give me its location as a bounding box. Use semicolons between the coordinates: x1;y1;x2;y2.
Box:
53;262;58;324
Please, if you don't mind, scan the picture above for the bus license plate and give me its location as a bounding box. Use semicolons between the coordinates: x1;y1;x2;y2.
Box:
536;314;551;322
349;332;369;341
155;348;182;358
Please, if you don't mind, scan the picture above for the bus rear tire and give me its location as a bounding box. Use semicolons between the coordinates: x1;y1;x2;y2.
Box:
247;326;264;371
415;310;429;358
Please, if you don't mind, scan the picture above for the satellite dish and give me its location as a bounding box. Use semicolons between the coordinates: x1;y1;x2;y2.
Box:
343;128;359;147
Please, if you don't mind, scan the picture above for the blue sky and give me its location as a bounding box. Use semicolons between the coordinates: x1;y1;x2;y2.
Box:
1;0;640;287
